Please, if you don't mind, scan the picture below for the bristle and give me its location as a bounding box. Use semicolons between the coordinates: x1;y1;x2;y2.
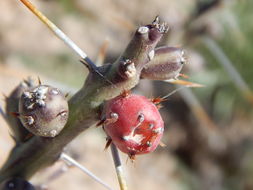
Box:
104;113;119;126
151;97;166;105
128;153;136;162
9;132;18;143
159;141;167;147
65;93;69;98
96;39;109;66
104;138;112;150
10;112;20;118
80;59;91;70
178;73;189;79
104;117;118;126
56;110;68;117
96;118;106;127
2;92;8;100
120;90;131;98
156;104;163;110
38;76;42;85
24;133;34;141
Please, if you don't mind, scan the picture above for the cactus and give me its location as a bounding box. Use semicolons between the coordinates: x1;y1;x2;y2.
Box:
0;1;190;188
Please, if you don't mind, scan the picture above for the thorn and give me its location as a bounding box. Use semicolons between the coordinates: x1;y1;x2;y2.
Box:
120;90;131;98
80;58;115;87
125;157;129;165
151;16;169;33
152;15;160;25
101;113;119;127
65;92;69;98
96;38;109;66
96;118;106;127
128;153;136;162
178;73;189;79
156;104;163;110
125;155;137;166
80;59;91;70
9;112;20;118
56;110;68;117
166;79;204;88
23;78;29;85
38;76;42;85
159;141;167;147
2;92;8;99
150;97;166;105
104;116;118;126
9;132;18;143
24;132;34;141
23;76;35;87
104;138;112;150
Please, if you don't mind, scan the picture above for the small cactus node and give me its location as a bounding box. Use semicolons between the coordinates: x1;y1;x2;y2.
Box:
18;85;69;137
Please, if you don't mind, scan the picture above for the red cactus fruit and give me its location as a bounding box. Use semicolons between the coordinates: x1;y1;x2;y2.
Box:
103;93;164;159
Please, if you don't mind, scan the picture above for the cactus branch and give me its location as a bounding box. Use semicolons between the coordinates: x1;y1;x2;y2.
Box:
0;17;167;182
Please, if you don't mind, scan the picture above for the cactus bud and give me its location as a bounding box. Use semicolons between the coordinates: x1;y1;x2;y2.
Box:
141;46;185;80
19;85;69;137
103;93;164;159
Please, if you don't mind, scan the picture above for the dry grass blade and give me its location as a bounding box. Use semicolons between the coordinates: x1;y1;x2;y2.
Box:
60;153;113;190
177;86;217;130
96;39;110;66
164;79;204;88
203;37;253;106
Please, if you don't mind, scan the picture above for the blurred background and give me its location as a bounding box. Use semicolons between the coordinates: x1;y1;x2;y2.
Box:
0;0;253;189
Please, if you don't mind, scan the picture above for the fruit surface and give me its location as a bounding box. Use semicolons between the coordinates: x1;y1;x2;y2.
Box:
103;93;164;158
